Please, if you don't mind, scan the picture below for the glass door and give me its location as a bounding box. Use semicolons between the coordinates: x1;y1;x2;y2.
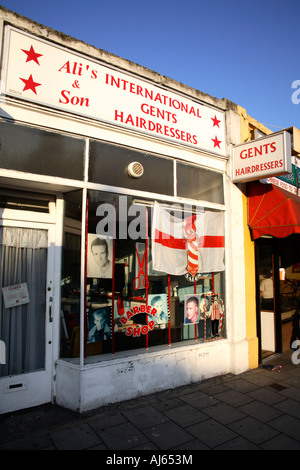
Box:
0;224;54;414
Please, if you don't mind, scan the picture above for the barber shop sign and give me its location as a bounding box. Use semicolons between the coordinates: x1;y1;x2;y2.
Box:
118;303;158;337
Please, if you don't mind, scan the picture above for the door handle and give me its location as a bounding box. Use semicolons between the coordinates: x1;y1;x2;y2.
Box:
49;296;53;323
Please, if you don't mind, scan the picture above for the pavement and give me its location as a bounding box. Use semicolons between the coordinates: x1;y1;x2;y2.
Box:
1;349;300;452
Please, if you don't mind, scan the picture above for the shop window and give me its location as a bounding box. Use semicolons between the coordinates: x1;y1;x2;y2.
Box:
177;162;224;204
60;191;82;358
0;189;54;213
0;121;85;180
88;140;174;196
59;191;226;359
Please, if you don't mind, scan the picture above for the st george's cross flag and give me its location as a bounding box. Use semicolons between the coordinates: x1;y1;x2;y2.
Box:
151;202;225;275
199;210;225;273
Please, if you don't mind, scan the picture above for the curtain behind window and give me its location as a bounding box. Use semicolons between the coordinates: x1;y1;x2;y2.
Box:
0;227;47;377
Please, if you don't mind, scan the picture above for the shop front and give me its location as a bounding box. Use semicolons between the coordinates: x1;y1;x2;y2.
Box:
233;121;300;362
57;161;229;412
0;8;251;414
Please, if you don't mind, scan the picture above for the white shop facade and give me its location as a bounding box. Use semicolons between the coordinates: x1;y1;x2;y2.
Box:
0;9;250;414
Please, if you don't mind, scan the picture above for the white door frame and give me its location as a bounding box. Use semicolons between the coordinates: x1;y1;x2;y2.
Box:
0;205;60;414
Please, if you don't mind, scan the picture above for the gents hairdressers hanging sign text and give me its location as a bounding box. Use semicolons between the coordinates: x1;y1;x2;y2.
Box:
232;131;292;183
3;26;226;157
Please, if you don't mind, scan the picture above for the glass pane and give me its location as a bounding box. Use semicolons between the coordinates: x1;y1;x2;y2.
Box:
0;121;85;180
177;162;224;204
0;227;47;377
60;191;82;358
278;237;300;352
0;191;52;213
83;192;226;358
279;239;300;315
89;140;174;195
258;244;274;311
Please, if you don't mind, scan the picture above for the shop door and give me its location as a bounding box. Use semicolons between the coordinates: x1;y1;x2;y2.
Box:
0;224;55;414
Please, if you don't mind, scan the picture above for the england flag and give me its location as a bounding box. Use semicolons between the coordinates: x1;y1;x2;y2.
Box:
199;211;225;273
151;202;225;275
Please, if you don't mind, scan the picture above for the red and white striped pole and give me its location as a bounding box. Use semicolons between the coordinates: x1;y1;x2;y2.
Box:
184;215;199;277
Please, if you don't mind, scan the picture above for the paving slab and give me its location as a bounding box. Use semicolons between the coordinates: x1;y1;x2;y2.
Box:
285;366;300;378
260;433;300;450
143;420;193;450
49;423;101;450
274;398;300;419
268;414;300;441
283;376;300;388
131;441;159;450
228;416;279;445
239;400;283;423
224;378;260;393
163;404;208;427
202;402;247;425
171;438;209;450
95;421;149;450
247;387;288;405
180;391;220;409
196;383;231;396
278;386;300;401
215;436;260;450
153;397;184;411
88;413;127;434
214;389;253;407
0;403;80;446
242;373;277;387
122;405;169;429
187;418;238;448
1;433;53;450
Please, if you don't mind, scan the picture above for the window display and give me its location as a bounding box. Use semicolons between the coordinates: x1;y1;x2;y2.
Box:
60;173;226;359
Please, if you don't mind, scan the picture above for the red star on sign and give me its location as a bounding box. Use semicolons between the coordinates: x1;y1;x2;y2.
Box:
211;115;221;128
212;136;222;148
21;45;43;65
20;74;42;94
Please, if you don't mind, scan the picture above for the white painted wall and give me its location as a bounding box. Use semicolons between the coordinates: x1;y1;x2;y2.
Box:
56;340;231;412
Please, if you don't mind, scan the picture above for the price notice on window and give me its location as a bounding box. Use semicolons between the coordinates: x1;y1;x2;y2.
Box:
2;283;30;309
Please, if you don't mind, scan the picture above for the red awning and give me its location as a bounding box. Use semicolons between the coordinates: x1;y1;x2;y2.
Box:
248;182;300;239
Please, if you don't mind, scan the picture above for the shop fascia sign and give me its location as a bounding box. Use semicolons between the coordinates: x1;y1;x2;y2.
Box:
2;26;226;157
232;131;292;183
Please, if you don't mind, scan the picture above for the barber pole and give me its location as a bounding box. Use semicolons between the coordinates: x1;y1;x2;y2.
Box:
184;215;199;276
218;300;225;336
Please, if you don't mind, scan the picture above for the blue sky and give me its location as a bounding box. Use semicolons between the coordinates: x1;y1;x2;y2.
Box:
1;0;300;131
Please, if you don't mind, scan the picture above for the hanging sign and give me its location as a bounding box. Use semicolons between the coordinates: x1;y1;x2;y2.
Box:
2;26;226;157
2;283;30;309
266;156;300;196
232;131;292;183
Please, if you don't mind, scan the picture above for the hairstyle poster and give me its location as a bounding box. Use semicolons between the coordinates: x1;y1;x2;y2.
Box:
87;234;113;279
87;307;111;343
184;294;200;325
148;293;169;325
